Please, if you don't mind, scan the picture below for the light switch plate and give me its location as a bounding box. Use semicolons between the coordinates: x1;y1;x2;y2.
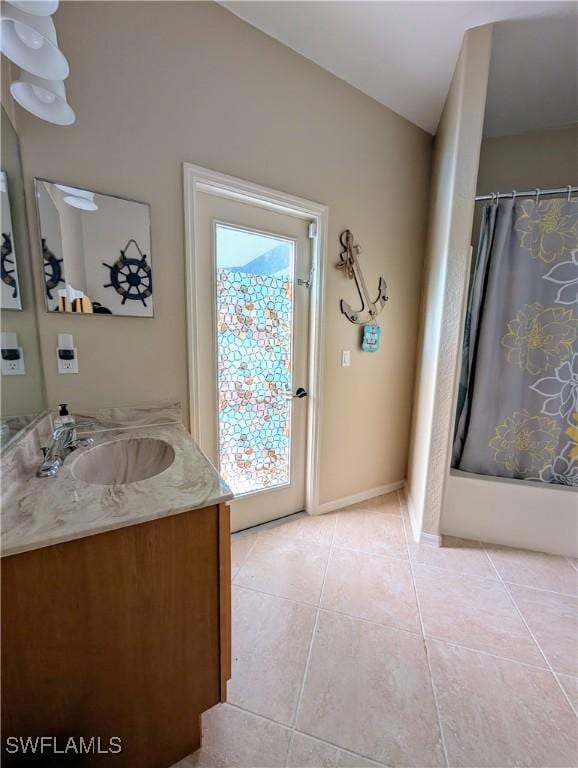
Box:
341;350;351;367
57;350;78;374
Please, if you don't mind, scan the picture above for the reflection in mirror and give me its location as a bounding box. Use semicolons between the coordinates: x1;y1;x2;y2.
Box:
0;107;46;449
1;170;22;310
35;180;153;317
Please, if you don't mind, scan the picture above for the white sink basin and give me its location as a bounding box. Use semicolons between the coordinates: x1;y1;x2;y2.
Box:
72;438;175;485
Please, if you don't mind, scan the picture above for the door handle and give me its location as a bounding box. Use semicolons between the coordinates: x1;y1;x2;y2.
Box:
285;387;308;399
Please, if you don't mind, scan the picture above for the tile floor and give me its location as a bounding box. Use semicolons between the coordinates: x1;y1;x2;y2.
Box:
174;491;578;768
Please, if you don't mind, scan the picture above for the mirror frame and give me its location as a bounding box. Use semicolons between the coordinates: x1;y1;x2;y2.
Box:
33;178;154;318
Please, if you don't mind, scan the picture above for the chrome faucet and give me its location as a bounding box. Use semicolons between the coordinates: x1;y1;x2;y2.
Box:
37;421;95;478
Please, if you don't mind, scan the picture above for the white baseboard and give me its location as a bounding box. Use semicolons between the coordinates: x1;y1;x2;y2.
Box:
315;480;405;515
405;484;441;547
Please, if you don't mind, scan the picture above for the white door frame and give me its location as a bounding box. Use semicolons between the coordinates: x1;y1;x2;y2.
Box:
183;163;328;515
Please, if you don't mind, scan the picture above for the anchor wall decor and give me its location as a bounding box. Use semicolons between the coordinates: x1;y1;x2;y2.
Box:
336;229;388;324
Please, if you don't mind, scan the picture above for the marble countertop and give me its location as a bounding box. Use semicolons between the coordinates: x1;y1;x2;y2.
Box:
1;407;233;557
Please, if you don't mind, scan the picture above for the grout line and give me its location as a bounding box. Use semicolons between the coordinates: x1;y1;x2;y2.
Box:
231;532;259;582
484;549;578;720
551;672;578;719
317;606;422;638
233;580;426;638
225;703;388;767
231;582;320;610
565;556;578;572
482;546;578;598
422;635;551;672
397;490;450;768
224;701;293;732
284;514;337;766
500;580;578;599
292;726;389;767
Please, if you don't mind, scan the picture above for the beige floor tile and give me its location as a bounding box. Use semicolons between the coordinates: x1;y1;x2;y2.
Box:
333;509;407;560
231;534;258;579
287;733;383;767
414;564;543;666
173;704;291;767
234;533;329;605
427;639;578;767
261;513;337;548
409;536;497;580
321;547;420;632
350;491;401;516
508;584;578;675
228;586;316;725
337;752;384;768
556;673;578;711
296;610;445;766
485;544;578;595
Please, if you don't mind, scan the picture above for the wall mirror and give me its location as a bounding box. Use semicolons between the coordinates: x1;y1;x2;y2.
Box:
1;107;46;449
34;180;153;317
1;170;22;310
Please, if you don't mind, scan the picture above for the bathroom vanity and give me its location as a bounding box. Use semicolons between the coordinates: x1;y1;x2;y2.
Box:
1;406;233;767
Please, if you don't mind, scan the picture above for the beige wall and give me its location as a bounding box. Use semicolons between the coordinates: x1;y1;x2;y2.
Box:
471;125;578;264
1;60;18;129
477;125;578;194
17;1;432;506
406;25;492;538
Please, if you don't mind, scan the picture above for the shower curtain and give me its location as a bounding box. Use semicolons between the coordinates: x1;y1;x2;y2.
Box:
453;197;578;486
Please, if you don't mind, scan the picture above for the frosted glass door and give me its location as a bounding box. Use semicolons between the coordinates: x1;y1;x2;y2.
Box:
215;224;295;496
196;193;311;531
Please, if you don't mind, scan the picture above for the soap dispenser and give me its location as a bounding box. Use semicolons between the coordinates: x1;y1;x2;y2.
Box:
54;404;75;440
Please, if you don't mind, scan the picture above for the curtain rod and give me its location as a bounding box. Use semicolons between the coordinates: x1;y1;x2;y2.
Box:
475;185;578;202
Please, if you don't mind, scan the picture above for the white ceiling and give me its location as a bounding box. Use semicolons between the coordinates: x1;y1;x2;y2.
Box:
221;1;577;135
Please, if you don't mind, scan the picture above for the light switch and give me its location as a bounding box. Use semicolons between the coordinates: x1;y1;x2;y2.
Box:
341;350;351;367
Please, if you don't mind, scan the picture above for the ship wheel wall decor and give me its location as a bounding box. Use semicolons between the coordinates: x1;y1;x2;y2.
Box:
1;233;18;300
43;238;65;302
103;239;153;307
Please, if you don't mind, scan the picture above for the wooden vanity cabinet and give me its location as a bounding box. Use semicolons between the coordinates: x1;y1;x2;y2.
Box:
1;503;231;767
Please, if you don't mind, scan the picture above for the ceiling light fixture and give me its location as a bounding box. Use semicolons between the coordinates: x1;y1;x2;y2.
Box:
1;1;74;126
63;195;98;212
0;5;69;80
55;184;92;198
5;0;59;17
10;73;75;125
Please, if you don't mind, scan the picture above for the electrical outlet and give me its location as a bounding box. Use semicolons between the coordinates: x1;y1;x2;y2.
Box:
1;355;25;375
57;351;78;374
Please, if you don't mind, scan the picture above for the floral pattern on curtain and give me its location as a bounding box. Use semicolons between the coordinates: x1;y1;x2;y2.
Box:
453;198;578;486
